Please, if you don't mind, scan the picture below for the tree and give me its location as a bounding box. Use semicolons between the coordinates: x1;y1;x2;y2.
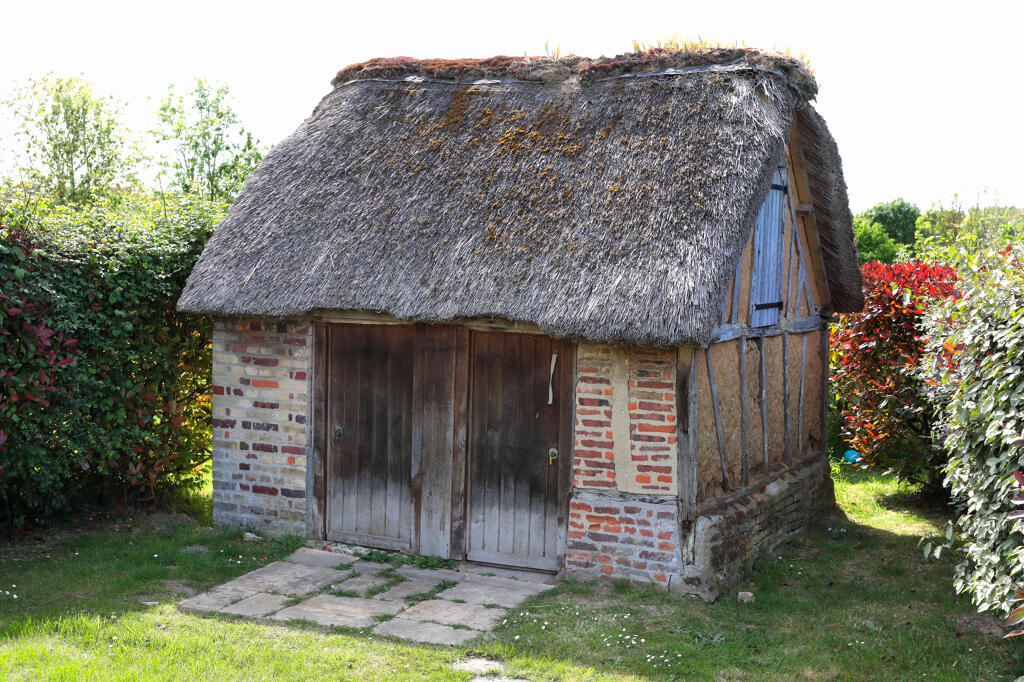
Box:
853;217;897;264
915;198;1022;251
153;79;263;203
5;75;134;204
858;198;920;245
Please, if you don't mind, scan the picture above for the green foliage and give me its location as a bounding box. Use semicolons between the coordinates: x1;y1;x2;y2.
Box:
153;79;263;202
915;199;1024;252
0;188;222;527
4;75;135;204
858;198;920;245
830;260;958;494
853;217;898;264
919;239;1024;613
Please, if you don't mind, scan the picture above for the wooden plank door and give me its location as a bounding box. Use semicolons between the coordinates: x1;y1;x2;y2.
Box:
466;331;572;571
325;324;415;550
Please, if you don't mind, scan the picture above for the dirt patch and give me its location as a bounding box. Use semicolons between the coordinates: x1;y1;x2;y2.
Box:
954;613;1004;638
139;513;194;531
163;580;198;597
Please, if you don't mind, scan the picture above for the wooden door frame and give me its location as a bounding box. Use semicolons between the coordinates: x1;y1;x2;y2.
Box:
310;321;328;539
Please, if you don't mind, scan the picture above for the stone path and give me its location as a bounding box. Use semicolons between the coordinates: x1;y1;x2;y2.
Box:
178;547;554;646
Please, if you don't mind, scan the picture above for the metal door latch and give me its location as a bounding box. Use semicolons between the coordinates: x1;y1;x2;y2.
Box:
334;426;344;440
548;447;558;465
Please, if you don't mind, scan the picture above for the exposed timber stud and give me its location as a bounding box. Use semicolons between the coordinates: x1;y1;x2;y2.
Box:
758;336;769;469
705;349;730;489
677;347;698;521
782;331;792;466
740;337;750;487
798;332;808;456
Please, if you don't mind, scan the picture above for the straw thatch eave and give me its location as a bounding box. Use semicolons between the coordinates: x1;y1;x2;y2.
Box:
178;51;859;346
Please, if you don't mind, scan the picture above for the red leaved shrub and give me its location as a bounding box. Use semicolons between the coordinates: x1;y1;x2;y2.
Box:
830;260;958;493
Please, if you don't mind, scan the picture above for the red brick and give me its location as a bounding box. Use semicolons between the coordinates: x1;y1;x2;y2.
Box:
251;379;279;388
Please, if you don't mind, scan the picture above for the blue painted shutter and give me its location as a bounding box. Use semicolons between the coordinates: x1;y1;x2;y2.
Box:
750;168;787;328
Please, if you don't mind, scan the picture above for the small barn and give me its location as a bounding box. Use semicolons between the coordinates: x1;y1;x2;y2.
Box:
178;47;862;599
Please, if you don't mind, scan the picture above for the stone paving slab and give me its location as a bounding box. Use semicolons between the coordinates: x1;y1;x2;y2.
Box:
455;564;556;584
348;560;391;575
372;578;440;601
400;599;504;631
436;574;552;608
331;573;390;597
178;585;256;613
219;592;290;617
285;548;356;568
272;595;403;629
374;617;479;646
395;566;464;583
219;561;339;595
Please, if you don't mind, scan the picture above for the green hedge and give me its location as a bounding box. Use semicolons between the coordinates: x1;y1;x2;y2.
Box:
921;240;1024;613
0;191;222;528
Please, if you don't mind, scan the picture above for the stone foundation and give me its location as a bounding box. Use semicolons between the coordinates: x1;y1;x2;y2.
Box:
677;456;834;600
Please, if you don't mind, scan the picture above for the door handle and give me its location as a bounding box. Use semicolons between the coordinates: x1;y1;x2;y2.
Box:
548;352;558;405
334;426;344;440
548;447;558;465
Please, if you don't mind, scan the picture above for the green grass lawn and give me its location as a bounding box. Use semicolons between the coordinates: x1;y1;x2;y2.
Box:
1;462;1021;680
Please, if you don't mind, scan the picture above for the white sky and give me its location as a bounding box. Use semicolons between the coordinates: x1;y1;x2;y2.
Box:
1;0;1022;213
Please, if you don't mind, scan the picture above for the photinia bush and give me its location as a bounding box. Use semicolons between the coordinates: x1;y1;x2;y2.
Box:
920;241;1024;614
830;260;958;494
0;189;223;528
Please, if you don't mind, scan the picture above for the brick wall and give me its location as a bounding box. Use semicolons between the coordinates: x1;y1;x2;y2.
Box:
569;344;680;584
573;345;616;490
627;350;676;493
210;318;312;535
573;345;677;493
565;493;681;585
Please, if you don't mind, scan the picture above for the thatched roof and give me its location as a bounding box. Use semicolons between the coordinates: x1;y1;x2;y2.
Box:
178;48;860;347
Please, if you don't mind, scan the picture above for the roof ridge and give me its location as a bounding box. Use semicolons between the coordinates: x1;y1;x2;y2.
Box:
332;47;817;100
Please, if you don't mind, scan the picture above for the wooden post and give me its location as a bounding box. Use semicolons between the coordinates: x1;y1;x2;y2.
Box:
705;349;730;489
677;347;698;521
310;322;329;539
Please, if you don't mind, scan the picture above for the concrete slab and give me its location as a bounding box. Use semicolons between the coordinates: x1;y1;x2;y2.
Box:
401;599;504;630
395;566;464;583
372;579;440;601
219;592;290;617
218;561;338;595
285;548;356;568
436;574;551;608
178;585;256;613
374;618;480;646
271;595;403;629
330;573;390;597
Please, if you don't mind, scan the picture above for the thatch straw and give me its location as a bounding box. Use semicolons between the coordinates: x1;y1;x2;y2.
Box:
178;49;859;347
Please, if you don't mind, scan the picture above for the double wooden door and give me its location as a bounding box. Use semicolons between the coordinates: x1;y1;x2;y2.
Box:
319;323;572;571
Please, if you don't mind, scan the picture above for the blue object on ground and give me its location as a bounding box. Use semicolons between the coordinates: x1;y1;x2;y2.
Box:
843;449;861;464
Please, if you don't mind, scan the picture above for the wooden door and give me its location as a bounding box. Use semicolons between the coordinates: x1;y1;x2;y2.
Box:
325;324;415;550
466;331;572;571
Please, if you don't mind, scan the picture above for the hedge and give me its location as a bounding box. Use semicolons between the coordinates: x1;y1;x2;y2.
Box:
921;241;1024;613
829;260;957;493
0;191;223;528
